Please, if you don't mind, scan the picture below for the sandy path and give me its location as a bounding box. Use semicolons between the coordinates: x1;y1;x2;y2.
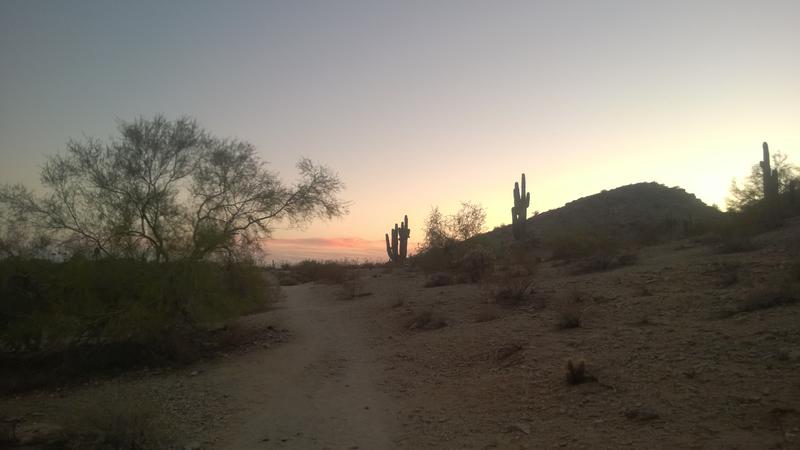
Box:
211;284;395;449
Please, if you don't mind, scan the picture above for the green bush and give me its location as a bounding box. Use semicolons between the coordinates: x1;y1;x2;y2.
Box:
0;257;273;352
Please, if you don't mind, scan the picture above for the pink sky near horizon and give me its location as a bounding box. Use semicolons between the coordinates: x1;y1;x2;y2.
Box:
264;237;387;263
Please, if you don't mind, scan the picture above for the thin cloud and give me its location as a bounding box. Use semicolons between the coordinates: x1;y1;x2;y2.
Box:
264;237;386;263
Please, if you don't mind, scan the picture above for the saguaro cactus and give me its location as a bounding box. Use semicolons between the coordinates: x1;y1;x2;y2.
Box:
511;174;530;240
761;142;779;202
386;215;410;263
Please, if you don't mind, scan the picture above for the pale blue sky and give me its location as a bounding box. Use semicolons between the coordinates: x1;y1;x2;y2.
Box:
1;1;799;260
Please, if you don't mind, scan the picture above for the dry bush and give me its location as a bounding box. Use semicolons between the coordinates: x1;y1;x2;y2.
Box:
412;246;454;273
66;398;174;450
275;269;301;286
556;303;583;329
491;276;534;305
424;272;453;288
290;259;350;284
485;260;536;306
565;359;596;385
458;246;495;282
407;310;448;330
739;285;799;313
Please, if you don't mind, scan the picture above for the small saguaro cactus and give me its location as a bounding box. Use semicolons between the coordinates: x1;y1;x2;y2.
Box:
761;142;779;203
386;215;410;263
511;173;530;240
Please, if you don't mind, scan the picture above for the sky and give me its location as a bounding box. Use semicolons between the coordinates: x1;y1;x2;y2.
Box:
1;0;798;262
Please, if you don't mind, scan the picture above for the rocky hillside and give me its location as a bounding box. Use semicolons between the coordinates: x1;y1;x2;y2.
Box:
486;182;723;246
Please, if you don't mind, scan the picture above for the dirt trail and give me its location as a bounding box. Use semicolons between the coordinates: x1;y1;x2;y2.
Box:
210;284;396;449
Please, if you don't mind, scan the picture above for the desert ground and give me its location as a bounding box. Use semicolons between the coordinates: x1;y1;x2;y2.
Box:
2;220;799;449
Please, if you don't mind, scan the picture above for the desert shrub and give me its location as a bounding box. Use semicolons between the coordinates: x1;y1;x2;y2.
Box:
0;256;276;394
407;310;448;330
556;304;583;329
491;276;534;305
275;269;301;286
289;259;350;284
0;257;273;352
739;285;799;312
565;359;595;385
66;398;174;450
458;246;495;282
424;272;453;288
412;246;455;273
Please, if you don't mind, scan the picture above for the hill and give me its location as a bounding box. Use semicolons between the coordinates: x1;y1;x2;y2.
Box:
484;182;723;246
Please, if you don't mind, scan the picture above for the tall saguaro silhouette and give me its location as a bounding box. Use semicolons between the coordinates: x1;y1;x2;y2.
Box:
511;174;530;240
761;142;779;203
386;215;410;263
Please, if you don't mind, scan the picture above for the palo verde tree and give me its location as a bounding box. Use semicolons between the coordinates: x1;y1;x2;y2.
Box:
0;115;347;263
419;202;487;252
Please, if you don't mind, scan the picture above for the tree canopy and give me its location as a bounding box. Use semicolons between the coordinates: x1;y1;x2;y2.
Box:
420;202;487;251
0;115;347;262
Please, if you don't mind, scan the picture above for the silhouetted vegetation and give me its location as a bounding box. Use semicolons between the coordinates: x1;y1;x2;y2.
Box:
0;116;347;392
511;173;531;240
0;115;346;264
728;143;799;212
282;259;351;284
418;202;487;253
386;215;410;263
